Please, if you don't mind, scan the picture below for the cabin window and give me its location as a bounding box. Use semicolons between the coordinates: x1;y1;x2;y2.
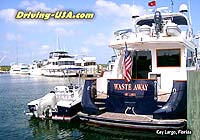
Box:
186;49;195;67
157;49;181;67
84;62;96;66
53;62;58;65
76;63;82;66
59;61;75;65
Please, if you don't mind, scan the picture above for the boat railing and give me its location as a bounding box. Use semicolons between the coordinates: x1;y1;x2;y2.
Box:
114;29;135;40
56;92;74;101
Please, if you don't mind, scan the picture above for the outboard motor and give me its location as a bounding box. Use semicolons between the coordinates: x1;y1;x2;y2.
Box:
154;11;163;37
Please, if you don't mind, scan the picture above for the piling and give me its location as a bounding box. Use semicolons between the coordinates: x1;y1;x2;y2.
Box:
187;71;200;140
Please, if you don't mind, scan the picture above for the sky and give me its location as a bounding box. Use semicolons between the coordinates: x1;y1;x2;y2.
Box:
0;0;200;65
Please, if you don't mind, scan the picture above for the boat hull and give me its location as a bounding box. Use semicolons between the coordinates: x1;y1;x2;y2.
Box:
52;102;82;121
78;112;186;130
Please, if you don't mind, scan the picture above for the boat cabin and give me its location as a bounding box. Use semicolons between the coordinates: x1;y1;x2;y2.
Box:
108;7;196;96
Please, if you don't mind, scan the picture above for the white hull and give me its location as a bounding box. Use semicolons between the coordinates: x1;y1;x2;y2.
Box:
26;85;83;120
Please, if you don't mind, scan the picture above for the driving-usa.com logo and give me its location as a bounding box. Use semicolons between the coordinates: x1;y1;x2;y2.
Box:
15;10;95;20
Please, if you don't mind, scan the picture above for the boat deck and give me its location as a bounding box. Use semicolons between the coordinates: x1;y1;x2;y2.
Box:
98;112;152;122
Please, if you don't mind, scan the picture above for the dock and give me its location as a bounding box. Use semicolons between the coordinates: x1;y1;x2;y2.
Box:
187;71;200;140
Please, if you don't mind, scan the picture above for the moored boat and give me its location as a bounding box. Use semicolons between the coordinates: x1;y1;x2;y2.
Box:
78;3;196;130
10;63;30;75
26;68;84;121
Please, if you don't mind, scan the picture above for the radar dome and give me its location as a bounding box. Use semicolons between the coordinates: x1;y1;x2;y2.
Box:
179;4;188;13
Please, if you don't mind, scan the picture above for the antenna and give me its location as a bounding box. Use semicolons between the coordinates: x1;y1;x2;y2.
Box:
0;56;6;64
188;0;192;25
170;0;174;12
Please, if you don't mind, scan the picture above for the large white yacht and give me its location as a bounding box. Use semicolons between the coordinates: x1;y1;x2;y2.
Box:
79;4;196;130
10;63;30;75
42;51;80;77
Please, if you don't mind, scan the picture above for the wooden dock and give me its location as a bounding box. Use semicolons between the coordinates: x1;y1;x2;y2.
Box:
187;71;200;140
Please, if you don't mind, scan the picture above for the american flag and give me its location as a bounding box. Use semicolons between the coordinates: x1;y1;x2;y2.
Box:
124;42;132;83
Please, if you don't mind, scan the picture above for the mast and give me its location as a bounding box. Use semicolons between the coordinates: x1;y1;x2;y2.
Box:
16;41;18;64
56;33;61;51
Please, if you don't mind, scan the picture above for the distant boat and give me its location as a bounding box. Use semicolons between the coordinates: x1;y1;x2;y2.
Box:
42;51;81;77
107;55;117;71
75;56;98;77
10;63;30;75
29;60;46;76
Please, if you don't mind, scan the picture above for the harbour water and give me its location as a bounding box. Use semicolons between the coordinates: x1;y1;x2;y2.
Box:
0;74;186;140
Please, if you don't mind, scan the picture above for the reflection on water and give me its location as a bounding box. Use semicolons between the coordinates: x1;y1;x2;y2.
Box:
79;123;186;140
28;119;82;140
28;118;186;140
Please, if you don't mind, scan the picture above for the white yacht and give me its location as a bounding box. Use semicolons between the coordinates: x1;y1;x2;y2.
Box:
107;55;117;71
29;60;44;76
10;63;30;75
79;4;196;130
75;56;97;77
82;56;97;77
42;51;80;77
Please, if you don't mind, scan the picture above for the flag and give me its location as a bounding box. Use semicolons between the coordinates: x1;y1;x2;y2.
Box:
124;42;132;83
148;0;156;7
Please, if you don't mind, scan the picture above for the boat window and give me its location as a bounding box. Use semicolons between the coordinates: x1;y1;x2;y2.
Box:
136;15;188;26
59;61;75;65
186;49;195;67
84;62;96;66
131;50;152;79
76;63;82;66
52;62;58;65
157;49;181;67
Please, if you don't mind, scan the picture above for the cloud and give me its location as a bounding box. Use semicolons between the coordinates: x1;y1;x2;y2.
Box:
20;0;52;11
0;0;78;26
41;45;50;50
5;33;22;41
39;44;51;56
80;47;89;55
96;0;146;18
84;33;108;47
95;0;147;29
0;9;17;23
54;27;75;37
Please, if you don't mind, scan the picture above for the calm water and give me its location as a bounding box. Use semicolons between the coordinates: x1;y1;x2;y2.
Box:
0;74;186;140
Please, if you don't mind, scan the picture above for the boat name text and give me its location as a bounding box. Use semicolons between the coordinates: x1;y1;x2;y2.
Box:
114;83;148;91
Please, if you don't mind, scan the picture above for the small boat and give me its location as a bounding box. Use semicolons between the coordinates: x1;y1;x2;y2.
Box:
26;68;84;121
